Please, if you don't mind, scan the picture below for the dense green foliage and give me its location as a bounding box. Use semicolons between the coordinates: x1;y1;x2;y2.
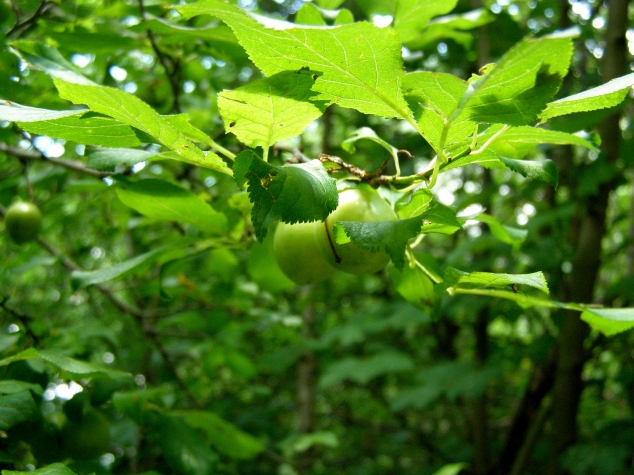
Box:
1;1;634;475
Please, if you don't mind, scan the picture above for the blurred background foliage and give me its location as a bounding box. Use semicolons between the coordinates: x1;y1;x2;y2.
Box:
0;0;633;474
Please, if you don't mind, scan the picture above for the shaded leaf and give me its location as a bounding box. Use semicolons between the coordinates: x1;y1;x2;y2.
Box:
0;391;38;430
320;351;414;388
581;308;634;336
3;463;79;475
438;267;549;294
499;157;559;188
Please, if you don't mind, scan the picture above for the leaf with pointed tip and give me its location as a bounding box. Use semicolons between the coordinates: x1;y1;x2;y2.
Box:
342;127;398;157
474;214;527;250
234;150;338;240
438;267;549;294
407;8;494;49
0;100;84;122
218;70;326;149
540;72;634;121
177;0;412;120
53;79;229;173
453;37;573;126
86;148;171;172
295;3;327;25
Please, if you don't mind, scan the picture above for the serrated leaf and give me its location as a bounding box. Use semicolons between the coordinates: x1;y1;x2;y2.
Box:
393;0;458;44
3;463;78;475
0;349;131;379
9;41;94;85
540;72;634;121
218;70;326;149
234;150;337;240
70;243;187;290
174;411;264;460
335;199;461;269
488;125;598;158
115;179;228;234
453;37;572;126
177;0;413;120
475;214;527;250
53;80;228;173
0;391;38;430
18;114;142;148
0;101;84;122
499;156;559;188
580;308;634;336
396;188;433;218
402;72;475;151
439;267;549;294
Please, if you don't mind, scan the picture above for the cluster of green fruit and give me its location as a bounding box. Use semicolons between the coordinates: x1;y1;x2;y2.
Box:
273;187;396;285
3;201;42;244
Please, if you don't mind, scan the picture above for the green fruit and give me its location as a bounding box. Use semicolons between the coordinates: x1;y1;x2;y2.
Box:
61;409;110;460
4;201;42;244
314;187;397;275
273;221;336;285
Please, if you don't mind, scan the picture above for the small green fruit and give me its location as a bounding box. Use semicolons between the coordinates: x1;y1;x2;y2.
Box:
273;221;336;285
4;201;42;244
314;187;397;275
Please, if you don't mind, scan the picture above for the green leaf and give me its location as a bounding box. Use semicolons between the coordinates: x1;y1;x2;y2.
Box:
474;214;528;250
342;127;398;158
70;243;188;290
9;41;94;85
218;70;326;149
0;349;131;379
53;79;229;173
315;0;345;9
174;411;264;460
432;463;469;475
156;414;218;475
498;157;559;188
0;391;38;430
115;179;228;234
540;72;634;121
402;72;475;151
393;0;458;44
234;150;338;240
389;256;439;313
86;148;167;172
407;8;494;49
580;308;634;336
453;37;573;126
295;3;327;25
18;114;142;148
336;199;462;269
488;125;598;158
177;0;413;120
0;380;43;396
290;432;338;452
0;100;84;122
320;351;414;388
2;463;79;475
439;267;549;294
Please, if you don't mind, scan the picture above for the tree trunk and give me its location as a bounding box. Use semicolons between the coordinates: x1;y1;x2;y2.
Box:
547;0;629;472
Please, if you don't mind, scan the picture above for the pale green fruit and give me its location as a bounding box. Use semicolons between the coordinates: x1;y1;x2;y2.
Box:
4;201;42;244
314;187;397;275
273;221;336;285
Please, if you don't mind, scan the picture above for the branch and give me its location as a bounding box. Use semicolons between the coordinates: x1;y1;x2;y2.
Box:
6;0;55;39
0;143;115;178
138;0;182;113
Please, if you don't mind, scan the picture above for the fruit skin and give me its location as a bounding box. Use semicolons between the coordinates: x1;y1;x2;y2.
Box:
4;201;42;244
314;187;397;275
273;221;336;285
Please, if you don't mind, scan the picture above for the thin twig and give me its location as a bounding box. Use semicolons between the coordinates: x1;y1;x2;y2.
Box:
0;143;116;178
6;0;54;38
138;0;182;113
